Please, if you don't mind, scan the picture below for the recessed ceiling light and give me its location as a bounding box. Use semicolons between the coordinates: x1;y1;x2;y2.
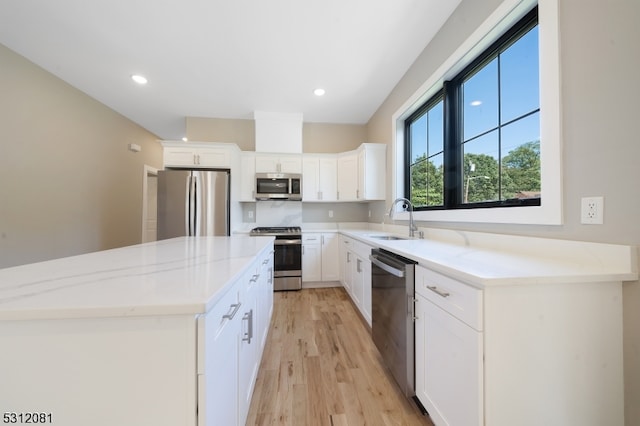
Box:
470;100;482;106
131;74;148;85
182;137;188;142
313;88;325;96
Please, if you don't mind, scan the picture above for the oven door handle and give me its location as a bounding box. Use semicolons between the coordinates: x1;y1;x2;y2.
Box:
369;254;405;278
274;239;302;245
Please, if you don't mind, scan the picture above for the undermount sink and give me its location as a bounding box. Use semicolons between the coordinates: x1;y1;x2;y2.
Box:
369;235;408;240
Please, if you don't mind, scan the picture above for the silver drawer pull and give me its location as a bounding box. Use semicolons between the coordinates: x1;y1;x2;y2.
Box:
427;286;450;298
250;274;260;283
223;302;241;320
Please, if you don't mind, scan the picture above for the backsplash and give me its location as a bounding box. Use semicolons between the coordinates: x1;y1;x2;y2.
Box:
255;201;302;227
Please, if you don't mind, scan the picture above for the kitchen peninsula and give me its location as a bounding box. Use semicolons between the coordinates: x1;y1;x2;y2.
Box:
0;236;274;426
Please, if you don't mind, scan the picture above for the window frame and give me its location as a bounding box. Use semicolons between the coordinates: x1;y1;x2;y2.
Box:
405;6;540;212
390;0;562;225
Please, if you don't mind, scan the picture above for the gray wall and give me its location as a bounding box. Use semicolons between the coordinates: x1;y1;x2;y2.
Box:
0;44;163;268
365;0;640;423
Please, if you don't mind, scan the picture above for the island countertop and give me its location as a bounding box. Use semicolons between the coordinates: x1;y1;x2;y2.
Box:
0;236;274;320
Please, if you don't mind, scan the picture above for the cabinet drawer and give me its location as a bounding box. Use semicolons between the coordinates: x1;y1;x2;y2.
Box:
415;266;483;331
302;234;322;244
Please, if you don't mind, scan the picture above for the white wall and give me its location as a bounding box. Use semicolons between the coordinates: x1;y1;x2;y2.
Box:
365;0;640;423
0;44;163;268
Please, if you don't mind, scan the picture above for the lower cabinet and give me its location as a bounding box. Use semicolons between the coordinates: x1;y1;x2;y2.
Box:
339;235;373;326
198;248;274;426
414;265;483;426
302;233;339;283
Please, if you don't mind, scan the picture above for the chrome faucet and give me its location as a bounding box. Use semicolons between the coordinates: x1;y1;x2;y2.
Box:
388;198;423;238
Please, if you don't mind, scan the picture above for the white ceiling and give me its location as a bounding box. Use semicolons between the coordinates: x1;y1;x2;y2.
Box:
0;0;461;140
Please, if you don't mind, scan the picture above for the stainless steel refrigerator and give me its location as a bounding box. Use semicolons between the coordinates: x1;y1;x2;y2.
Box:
157;170;230;240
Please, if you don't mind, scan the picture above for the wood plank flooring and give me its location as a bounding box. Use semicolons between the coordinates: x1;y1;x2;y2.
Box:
246;287;434;426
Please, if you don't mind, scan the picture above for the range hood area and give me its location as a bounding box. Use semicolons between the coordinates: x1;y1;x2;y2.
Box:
254;111;303;154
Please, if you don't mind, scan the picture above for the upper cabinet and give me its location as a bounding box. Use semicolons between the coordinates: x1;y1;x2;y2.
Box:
254;153;302;174
161;141;238;168
302;155;338;202
337;143;386;201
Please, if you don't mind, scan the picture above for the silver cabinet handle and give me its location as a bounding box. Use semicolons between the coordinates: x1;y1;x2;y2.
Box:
408;295;418;320
242;309;253;343
357;259;362;273
223;302;241;320
262;258;269;265
250;274;260;283
427;286;450;298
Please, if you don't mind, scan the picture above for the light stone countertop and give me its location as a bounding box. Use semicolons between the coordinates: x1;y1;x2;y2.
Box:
338;228;638;288
0;236;274;320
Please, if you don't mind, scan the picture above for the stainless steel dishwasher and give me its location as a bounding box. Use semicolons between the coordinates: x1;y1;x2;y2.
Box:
370;248;418;398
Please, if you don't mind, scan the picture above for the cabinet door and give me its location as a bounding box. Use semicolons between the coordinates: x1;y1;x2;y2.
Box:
351;254;364;307
360;256;372;326
320;233;340;281
279;155;302;173
197;147;230;167
318;157;338;201
255;155;280;173
337;152;358;201
164;147;196;167
238;271;260;426
240;153;256;201
302;234;322;282
257;252;274;349
415;293;483;426
198;286;240;426
302;157;320;201
358;144;386;200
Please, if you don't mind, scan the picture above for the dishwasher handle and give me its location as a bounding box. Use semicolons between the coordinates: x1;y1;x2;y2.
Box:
369;253;405;278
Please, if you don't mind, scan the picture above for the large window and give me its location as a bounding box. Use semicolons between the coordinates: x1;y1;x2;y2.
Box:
405;7;540;211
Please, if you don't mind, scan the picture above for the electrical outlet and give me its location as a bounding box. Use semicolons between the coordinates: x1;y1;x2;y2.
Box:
328;210;333;218
581;196;604;224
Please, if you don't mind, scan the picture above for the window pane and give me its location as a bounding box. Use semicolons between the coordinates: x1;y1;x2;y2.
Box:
410;158;428;207
462;131;499;203
409;114;427;163
500;26;539;123
428;100;444;155
463;58;498;141
500;112;540;200
426;153;444;206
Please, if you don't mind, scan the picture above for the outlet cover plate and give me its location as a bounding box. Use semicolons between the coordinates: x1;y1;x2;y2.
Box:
581;196;604;224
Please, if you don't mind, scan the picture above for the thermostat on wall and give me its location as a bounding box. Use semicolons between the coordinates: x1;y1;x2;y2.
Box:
128;143;142;152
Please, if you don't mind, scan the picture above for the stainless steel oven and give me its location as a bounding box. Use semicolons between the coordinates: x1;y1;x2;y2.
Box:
250;227;302;291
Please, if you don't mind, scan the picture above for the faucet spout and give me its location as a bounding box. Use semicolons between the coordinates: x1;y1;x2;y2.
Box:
388;198;421;238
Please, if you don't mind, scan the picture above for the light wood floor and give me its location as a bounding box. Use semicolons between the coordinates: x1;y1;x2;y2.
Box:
246;287;434;426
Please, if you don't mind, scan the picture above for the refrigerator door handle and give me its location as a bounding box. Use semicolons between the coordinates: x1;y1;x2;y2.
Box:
188;174;197;236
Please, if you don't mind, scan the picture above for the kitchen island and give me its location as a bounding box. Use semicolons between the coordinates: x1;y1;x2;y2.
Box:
0;236;274;426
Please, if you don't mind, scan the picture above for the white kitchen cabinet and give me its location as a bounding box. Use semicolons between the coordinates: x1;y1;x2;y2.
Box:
239;151;256;201
337;151;358;201
302;233;323;282
320;233;340;282
336;143;386;201
198;247;274;426
414;265;483;426
302;155;338;202
357;143;386;200
339;235;374;325
302;233;339;282
238;269;260;426
198;283;241;426
163;143;233;168
255;153;302;173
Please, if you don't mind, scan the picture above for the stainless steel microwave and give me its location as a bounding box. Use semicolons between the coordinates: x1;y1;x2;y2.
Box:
255;173;302;200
